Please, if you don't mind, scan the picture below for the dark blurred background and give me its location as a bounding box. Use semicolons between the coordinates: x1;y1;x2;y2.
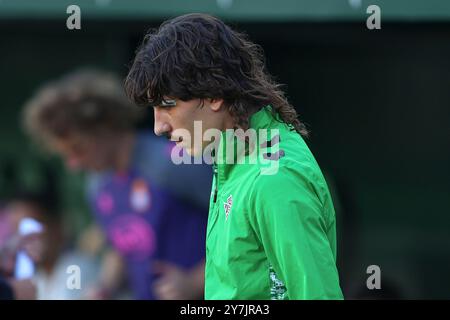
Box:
0;0;449;299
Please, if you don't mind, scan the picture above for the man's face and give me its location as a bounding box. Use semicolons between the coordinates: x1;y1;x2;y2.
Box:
50;133;114;172
153;98;226;157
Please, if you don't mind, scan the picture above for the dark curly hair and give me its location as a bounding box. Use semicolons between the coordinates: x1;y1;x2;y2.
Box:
125;13;307;136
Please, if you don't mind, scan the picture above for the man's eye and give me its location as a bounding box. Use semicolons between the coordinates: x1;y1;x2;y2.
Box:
148;99;177;109
160;99;177;107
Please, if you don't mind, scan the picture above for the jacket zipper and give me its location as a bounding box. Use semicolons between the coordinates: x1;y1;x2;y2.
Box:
213;164;218;203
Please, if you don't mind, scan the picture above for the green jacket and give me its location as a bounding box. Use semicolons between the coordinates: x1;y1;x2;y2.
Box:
204;105;343;300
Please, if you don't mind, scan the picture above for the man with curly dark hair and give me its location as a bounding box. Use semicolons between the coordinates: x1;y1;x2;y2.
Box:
125;13;343;300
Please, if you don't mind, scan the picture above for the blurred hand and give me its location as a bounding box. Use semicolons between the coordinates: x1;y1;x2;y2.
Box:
83;286;112;300
82;249;125;300
152;261;202;300
20;233;44;264
0;232;44;276
8;279;37;300
0;234;20;276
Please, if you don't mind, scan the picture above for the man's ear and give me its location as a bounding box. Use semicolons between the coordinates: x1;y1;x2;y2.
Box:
208;99;224;112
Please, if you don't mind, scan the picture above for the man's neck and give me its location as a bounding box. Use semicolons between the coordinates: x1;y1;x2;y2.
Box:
221;106;261;132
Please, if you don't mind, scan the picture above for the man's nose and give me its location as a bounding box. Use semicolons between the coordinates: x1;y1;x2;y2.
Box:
153;108;171;137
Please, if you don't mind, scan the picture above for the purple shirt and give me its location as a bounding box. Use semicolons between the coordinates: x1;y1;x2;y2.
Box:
87;132;210;299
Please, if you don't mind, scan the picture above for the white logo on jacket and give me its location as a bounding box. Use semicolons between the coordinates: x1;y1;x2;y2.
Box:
223;195;233;221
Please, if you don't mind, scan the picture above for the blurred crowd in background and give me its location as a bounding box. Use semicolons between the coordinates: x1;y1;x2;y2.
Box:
1;0;449;300
1;69;213;299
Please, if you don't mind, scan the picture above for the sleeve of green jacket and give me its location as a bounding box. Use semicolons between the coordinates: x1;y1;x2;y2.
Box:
249;164;343;299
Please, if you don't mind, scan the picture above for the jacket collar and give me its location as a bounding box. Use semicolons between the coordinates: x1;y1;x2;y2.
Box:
213;105;279;183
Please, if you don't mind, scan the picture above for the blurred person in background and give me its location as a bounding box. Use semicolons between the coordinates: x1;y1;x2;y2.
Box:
22;69;212;300
0;163;102;299
2;191;101;299
0;218;39;300
0;180;47;299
